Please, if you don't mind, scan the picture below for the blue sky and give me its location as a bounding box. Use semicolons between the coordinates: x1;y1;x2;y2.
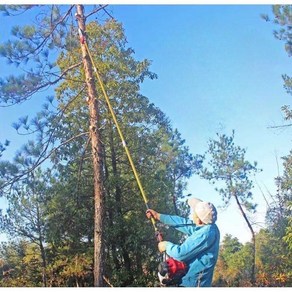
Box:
0;4;291;243
109;4;291;243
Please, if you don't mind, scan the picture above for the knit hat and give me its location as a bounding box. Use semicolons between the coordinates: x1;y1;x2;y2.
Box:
187;198;217;224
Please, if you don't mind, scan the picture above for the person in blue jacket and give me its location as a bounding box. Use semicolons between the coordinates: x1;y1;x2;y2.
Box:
146;197;220;287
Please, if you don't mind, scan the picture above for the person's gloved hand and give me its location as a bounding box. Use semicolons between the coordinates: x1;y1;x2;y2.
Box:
158;241;168;253
146;209;160;220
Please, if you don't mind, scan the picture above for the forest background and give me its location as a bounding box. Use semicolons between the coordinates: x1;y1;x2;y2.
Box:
0;3;291;287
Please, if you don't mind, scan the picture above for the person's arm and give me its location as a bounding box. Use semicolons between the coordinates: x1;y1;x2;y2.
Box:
146;209;194;235
165;225;216;262
160;214;195;235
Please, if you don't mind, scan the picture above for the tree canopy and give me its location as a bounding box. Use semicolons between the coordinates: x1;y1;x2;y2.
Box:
0;4;291;287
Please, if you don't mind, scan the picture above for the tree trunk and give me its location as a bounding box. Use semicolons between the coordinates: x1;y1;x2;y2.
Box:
39;235;47;287
36;203;47;287
75;5;104;287
233;193;256;286
108;122;133;286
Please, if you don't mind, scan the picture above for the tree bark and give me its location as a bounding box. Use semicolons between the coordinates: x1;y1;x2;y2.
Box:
37;206;47;287
233;193;256;286
75;5;104;287
109;122;133;286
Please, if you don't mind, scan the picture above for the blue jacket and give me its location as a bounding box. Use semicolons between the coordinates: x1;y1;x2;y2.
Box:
160;214;220;287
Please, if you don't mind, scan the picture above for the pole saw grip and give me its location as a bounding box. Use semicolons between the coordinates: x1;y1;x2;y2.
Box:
155;230;163;242
146;209;163;242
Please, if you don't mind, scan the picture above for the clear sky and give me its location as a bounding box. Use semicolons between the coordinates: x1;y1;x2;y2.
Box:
0;3;291;243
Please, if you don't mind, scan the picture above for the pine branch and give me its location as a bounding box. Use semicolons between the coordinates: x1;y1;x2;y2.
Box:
267;123;292;129
19;5;75;60
0;132;89;192
85;5;109;20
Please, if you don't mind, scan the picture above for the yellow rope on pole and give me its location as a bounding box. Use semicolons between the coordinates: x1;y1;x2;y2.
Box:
83;41;158;232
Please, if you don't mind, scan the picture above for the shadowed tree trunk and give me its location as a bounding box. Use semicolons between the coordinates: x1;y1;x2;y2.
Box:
75;4;104;287
233;187;256;285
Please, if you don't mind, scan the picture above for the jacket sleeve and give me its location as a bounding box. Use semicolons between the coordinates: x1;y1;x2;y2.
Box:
160;214;195;235
165;225;216;262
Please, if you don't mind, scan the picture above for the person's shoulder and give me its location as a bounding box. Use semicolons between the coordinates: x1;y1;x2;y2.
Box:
203;223;214;230
202;223;220;235
209;223;220;240
189;224;216;242
208;223;219;231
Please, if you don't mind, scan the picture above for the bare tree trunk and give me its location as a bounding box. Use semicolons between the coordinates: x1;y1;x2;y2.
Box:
37;214;47;287
32;173;47;288
75;5;104;287
108;122;133;286
233;193;256;286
